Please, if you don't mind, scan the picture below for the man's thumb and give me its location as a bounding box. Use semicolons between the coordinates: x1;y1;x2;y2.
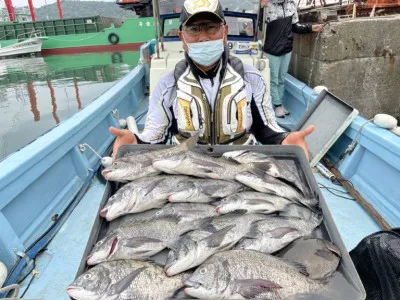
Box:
109;126;123;137
300;125;315;138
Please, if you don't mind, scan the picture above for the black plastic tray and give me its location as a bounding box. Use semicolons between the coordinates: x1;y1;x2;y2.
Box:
74;144;366;300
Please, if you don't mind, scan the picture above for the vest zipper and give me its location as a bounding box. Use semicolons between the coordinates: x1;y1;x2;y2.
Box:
227;84;246;125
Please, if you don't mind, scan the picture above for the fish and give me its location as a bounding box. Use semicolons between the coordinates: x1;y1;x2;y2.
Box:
223;150;308;195
168;179;247;203
152;150;270;181
184;250;325;299
101;133;198;182
87;216;208;265
67;260;185;300
235;170;319;211
214;191;292;215
164;213;266;276
277;237;341;280
279;203;321;221
108;203;218;232
235;213;322;254
100;175;192;221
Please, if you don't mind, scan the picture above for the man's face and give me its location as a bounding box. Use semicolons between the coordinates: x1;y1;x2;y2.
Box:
179;14;228;53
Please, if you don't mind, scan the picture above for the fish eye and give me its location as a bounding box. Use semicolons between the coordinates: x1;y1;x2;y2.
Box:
96;240;104;246
83;273;92;280
199;268;207;275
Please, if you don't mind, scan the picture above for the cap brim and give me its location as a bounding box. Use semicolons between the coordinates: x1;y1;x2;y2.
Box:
182;11;225;26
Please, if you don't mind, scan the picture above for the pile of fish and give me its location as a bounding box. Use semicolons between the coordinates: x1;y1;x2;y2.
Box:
67;136;342;300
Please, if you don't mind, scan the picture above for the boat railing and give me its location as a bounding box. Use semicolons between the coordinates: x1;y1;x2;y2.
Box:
16;30;46;41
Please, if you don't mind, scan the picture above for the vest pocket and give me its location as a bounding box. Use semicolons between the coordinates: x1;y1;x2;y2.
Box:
224;87;247;135
176;95;203;133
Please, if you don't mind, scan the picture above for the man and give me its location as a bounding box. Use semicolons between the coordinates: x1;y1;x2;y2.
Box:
110;0;314;159
260;0;323;117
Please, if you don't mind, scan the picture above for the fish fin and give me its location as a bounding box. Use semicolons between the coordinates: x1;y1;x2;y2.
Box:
124;237;163;248
235;279;282;299
285;261;309;277
244;224;260;239
315;249;335;261
268;227;299;239
170;287;190;299
252;161;273;173
231;209;248;214
224;210;247;216
200;225;236;248
211;200;222;206
246;198;273;206
167;235;194;251
324;241;342;258
197;217;217;233
318;272;335;283
181;132;199;150
108;267;147;295
145;258;165;268
142;178;165;197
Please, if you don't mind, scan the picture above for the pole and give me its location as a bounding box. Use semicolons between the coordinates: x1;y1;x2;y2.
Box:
152;0;160;59
57;0;64;19
4;0;15;22
28;0;36;22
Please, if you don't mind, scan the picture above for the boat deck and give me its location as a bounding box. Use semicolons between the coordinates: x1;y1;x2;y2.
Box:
18;171;380;299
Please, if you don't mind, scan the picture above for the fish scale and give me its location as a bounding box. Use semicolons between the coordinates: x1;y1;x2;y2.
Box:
235;214;322;254
101;175;193;221
87;217;206;265
67;260;185;300
153;150;270;180
108;203;218;232
185;250;325;299
102;133;198;182
164;214;267;276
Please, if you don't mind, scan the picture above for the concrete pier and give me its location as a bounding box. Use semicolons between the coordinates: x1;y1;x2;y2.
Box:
290;15;400;121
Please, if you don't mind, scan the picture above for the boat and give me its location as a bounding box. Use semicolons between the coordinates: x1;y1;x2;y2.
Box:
0;31;46;58
0;1;399;299
0;15;157;55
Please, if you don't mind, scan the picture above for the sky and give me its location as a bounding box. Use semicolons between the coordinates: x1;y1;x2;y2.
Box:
3;0;114;8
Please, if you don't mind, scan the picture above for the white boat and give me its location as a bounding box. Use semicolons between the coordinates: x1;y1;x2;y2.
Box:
0;32;46;58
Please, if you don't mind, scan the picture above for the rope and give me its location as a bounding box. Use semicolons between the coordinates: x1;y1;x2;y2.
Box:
0;283;20;298
80;143;103;160
345;118;374;155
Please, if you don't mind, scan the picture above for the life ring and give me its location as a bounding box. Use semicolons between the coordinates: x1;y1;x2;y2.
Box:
111;52;123;64
108;33;120;45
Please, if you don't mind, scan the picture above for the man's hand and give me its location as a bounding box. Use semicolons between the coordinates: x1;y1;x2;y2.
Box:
282;125;315;161
109;127;137;160
312;24;324;32
261;0;268;8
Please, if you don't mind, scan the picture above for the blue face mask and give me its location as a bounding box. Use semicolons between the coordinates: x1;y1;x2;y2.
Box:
185;38;225;67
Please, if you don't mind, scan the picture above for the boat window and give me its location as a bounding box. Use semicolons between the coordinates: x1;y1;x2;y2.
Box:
225;16;254;37
163;18;181;37
162;15;254;39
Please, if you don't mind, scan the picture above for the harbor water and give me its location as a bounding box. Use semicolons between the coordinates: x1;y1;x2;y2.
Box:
0;51;140;161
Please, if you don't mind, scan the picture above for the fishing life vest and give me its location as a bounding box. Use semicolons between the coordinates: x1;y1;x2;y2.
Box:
173;54;254;145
